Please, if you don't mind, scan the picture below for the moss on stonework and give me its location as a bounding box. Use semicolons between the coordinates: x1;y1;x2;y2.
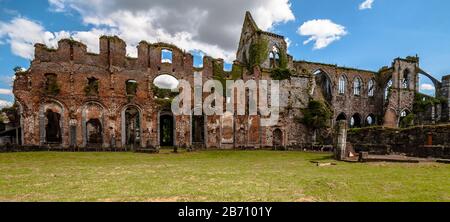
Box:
230;65;243;80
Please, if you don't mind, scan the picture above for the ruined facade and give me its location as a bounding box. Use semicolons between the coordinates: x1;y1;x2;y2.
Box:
12;12;450;150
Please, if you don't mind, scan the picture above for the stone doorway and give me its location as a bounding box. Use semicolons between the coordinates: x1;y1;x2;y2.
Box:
273;128;283;148
86;118;102;145
160;114;174;147
125;107;141;149
192;115;205;146
45;109;62;144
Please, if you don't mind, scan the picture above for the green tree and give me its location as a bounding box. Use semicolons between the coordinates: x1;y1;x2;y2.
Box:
297;100;332;143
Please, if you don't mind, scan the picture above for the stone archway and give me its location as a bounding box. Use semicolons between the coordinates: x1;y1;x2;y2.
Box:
160;112;174;147
82;102;106;148
86;119;103;145
273;128;283;148
40;100;65;145
45;109;62;143
121;105;142;149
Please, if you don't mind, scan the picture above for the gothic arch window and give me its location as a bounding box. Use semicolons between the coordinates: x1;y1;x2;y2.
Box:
269;45;280;68
338;75;347;95
402;69;410;89
384;79;393;100
350;113;362;128
353;77;362;96
368;79;375;97
366;114;376;126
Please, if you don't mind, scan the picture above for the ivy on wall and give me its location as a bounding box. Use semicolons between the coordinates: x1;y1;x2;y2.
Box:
248;38;269;71
296;100;333;130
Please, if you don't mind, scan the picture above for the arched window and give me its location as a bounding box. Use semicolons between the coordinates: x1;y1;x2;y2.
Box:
353;77;362;96
350;113;362;128
338;75;347;95
269;45;280;68
368;79;375;97
384;79;393;100
366;114;376;126
402;69;410;89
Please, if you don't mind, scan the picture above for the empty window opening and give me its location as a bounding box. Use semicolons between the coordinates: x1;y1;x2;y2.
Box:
402;69;410;89
161;49;173;64
368;79;375;97
350;114;362;128
338;75;347;95
44;74;60;95
126;80;138;96
85;77;99;96
353;77;362;96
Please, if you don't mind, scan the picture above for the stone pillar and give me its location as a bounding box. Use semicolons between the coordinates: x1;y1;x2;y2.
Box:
335;120;348;161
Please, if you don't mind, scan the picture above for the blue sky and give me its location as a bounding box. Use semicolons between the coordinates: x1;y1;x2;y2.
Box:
0;0;449;105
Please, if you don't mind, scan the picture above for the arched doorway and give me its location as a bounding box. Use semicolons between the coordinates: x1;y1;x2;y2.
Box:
45;109;62;143
160;112;174;147
124;106;141;148
86;119;102;145
314;70;333;103
350;113;362;128
336;113;347;122
273;128;283;148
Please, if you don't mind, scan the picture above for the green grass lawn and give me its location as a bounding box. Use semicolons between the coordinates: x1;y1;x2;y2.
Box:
0;150;449;202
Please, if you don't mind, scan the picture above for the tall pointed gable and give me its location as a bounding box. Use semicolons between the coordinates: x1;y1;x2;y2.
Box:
236;11;261;63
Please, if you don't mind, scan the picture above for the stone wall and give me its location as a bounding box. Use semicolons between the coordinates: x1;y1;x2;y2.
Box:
347;125;450;158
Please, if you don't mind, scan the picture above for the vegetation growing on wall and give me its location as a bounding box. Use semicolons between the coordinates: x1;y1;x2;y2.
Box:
247;38;269;71
297;100;332;130
296;100;333;143
400;113;415;128
413;93;447;113
278;48;288;69
230;64;243;80
152;84;178;99
270;68;291;80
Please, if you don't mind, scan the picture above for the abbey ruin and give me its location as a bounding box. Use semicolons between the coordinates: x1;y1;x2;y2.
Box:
10;12;450;154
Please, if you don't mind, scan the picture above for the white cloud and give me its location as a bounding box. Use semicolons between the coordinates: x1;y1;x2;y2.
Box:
46;0;295;62
420;84;435;91
0;17;72;59
0;89;13;95
359;0;374;10
0;100;12;108
297;19;347;50
48;0;66;12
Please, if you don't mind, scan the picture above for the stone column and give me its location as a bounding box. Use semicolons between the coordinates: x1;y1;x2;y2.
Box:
335;120;348;161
